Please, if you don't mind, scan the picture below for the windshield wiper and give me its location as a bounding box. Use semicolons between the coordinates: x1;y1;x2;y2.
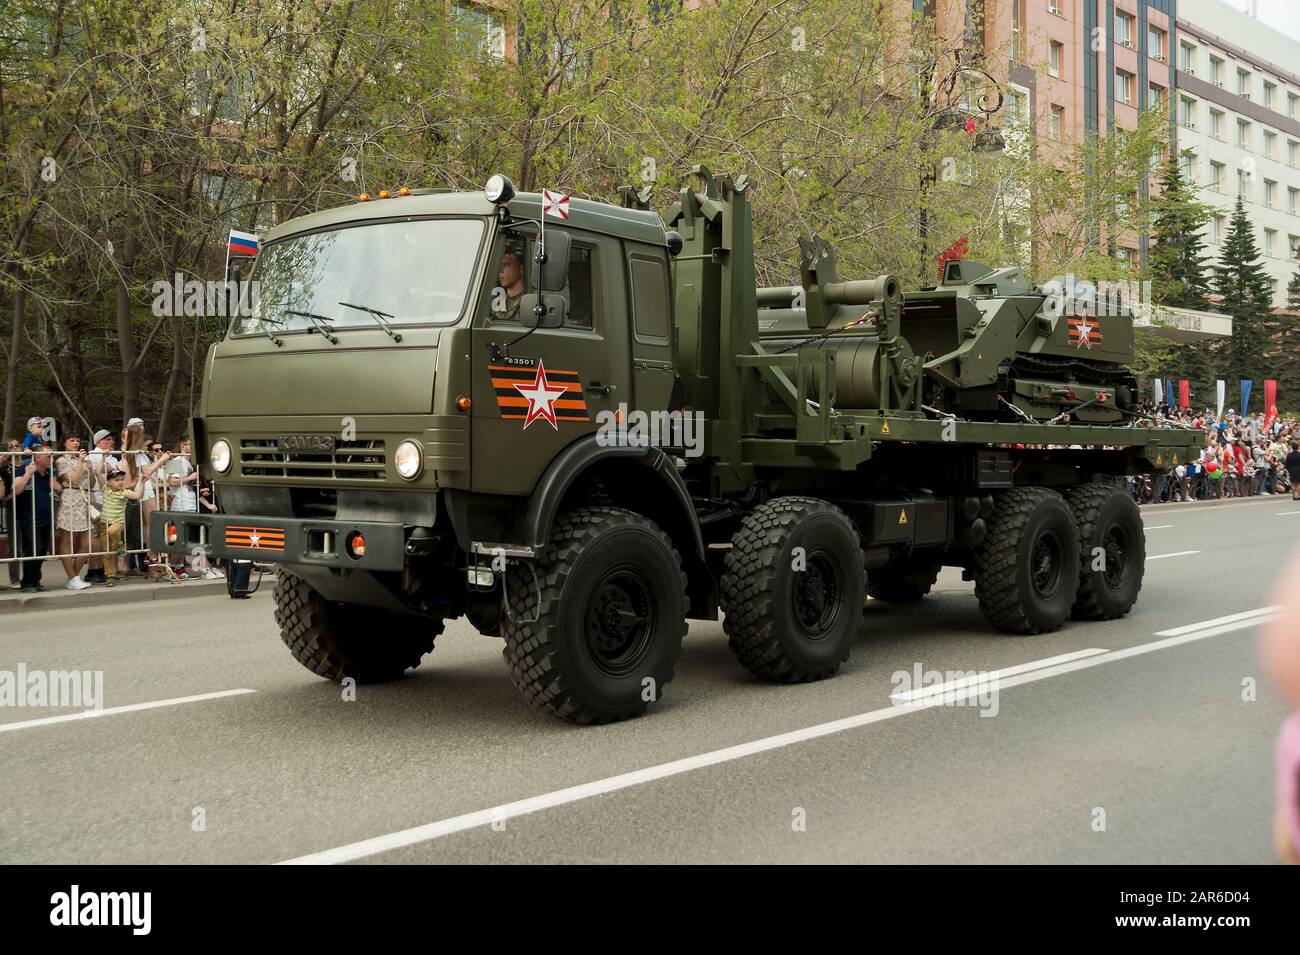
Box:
285;309;339;344
338;301;403;343
258;316;284;347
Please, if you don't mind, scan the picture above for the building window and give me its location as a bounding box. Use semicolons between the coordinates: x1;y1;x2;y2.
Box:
1115;12;1133;47
1116;69;1134;106
1211;215;1224;244
1289;234;1300;260
1209;161;1224;191
1010;0;1026;63
1290;187;1298;215
1148;27;1165;60
1179;97;1195;128
1049;40;1062;78
1237;119;1250;149
1210;57;1223;86
1050;104;1064;138
1264;179;1276;208
1238;69;1252;98
1006;89;1027;127
1264;81;1276;109
1148;83;1166;111
1210;110;1223;139
1291;140;1300;168
452;3;506;60
1269;277;1279;302
1265;229;1277;256
1264;130;1276;159
1179;42;1195;72
1291;93;1300;119
1179;151;1194;180
1237;167;1250;199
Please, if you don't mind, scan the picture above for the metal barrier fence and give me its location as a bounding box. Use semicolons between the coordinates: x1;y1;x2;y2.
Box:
1;445;215;585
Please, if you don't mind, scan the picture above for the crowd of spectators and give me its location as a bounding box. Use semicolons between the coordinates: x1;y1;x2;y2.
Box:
1127;405;1300;505
0;415;220;593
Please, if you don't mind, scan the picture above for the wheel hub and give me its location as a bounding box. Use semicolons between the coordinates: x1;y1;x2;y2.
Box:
584;570;656;676
793;554;841;637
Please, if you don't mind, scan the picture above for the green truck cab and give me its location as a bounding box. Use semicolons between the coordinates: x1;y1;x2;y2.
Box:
155;169;1201;723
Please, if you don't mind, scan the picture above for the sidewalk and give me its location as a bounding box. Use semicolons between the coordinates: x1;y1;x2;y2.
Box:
0;556;236;614
1138;489;1297;512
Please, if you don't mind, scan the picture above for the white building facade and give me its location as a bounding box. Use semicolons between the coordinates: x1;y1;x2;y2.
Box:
1175;0;1300;307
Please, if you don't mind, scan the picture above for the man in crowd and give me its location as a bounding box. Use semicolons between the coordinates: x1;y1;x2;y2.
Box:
6;442;62;592
84;429;118;584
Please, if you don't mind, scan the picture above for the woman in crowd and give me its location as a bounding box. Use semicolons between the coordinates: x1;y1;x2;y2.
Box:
54;434;94;589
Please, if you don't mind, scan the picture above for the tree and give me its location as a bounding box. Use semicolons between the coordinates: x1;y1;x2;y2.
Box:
1147;156;1212;310
1215;195;1273;386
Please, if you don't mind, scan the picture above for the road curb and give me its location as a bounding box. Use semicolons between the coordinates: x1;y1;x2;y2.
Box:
0;578;264;614
1141;493;1294;514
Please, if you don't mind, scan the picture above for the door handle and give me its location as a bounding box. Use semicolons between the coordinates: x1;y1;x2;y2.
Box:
587;381;616;397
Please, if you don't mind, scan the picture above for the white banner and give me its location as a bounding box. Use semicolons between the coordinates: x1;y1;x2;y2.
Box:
1154;378;1163;405
1216;379;1226;419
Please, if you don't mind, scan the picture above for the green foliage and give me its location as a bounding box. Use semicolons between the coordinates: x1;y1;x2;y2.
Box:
0;0;1187;437
1215;195;1274;384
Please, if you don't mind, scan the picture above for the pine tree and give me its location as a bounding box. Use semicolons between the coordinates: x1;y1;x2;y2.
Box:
1215;195;1274;388
1146;156;1215;402
1147;156;1213;310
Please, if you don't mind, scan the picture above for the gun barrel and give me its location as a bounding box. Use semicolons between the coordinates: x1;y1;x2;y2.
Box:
824;275;901;306
755;275;901;309
755;286;802;308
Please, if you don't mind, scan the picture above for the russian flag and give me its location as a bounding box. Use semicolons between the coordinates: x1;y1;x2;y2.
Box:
228;229;259;257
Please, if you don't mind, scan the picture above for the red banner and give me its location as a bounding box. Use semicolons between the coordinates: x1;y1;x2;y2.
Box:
1265;379;1278;426
1178;379;1190;409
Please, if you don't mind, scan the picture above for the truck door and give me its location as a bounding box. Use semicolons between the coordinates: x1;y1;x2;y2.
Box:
470;226;629;496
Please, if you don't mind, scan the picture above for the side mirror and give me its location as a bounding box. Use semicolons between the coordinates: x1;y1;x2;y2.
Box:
537;230;571;291
519;292;567;329
665;231;683;256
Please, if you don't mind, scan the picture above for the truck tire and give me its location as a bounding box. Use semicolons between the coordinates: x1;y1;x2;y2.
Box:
973;487;1080;635
1065;483;1145;620
721;497;864;682
867;561;942;603
273;571;439;683
501;507;687;725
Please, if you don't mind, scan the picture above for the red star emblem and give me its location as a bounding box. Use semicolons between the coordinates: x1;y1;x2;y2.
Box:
1071;316;1096;349
513;359;569;430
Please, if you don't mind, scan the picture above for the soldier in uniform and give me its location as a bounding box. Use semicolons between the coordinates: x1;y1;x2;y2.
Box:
496;249;526;321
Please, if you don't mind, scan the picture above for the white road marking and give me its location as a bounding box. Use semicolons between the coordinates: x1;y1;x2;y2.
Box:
0;689;256;734
889;648;1108;702
1155;606;1282;637
279;608;1278;865
1277;510;1300;515
1148;550;1200;560
1142;524;1173;530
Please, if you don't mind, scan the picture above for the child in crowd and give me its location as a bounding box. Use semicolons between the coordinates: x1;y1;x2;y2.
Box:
96;464;146;586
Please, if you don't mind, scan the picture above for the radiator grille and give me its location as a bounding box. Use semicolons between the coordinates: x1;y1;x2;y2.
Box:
239;438;386;481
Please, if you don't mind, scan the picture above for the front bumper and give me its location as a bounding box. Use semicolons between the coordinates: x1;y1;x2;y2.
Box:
151;511;407;571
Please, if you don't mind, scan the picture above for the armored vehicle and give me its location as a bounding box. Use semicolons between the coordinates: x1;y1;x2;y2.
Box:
155;168;1201;723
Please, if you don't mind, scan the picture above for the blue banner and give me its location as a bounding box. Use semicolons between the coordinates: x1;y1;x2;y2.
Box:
1241;379;1253;415
1167;380;1175;408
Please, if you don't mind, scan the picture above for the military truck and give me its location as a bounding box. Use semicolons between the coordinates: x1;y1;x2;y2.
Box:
154;167;1201;723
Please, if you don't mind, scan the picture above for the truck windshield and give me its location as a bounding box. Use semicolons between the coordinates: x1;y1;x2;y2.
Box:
233;217;485;336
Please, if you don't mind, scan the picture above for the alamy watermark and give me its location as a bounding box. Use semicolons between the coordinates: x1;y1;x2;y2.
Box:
890;662;1000;717
151;273;260;318
595;403;705;458
0;664;103;709
1041;274;1152;319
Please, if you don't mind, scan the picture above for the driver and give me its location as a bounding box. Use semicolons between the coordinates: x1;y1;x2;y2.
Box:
497;250;526;321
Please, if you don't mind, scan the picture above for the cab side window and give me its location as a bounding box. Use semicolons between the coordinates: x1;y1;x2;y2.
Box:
565;245;594;329
486;232;594;331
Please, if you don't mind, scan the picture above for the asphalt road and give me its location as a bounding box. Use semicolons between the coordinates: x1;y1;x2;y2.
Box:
1;495;1297;864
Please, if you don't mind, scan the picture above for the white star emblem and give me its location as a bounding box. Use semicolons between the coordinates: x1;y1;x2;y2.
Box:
513;360;569;430
1073;316;1095;349
248;532;261;548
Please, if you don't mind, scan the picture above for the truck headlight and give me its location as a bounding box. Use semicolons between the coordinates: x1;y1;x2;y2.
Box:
210;439;232;474
394;440;423;480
